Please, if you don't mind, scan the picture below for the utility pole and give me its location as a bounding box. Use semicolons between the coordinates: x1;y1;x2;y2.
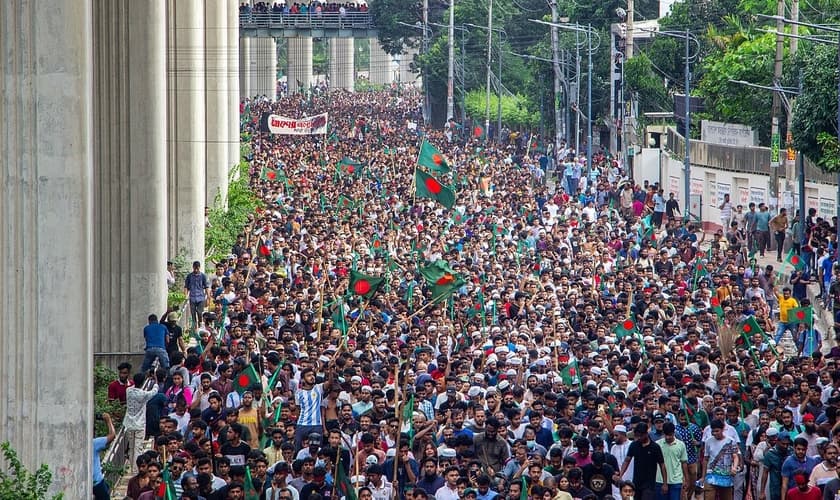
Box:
447;0;455;120
550;1;563;157
485;0;493;142
770;0;784;209
785;0;798;211
626;0;634;58
575;28;581;155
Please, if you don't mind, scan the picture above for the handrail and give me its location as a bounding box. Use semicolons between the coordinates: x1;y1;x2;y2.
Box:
239;10;373;30
100;358;160;486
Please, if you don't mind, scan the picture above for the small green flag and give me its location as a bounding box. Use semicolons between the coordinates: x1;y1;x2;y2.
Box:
419;260;465;302
260;166;279;181
789;306;812;324
559;359;579;386
418;140;451;173
709;295;724;319
414;169;456;209
244;466;259;500
784;249;806;271
738;316;764;341
331;303;348;334
232;364;260;395
349;270;385;300
521;476;528;500
336;454;358;500
612;318;637;339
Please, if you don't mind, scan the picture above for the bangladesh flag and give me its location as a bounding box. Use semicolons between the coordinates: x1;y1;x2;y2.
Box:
232;364;260;395
415;168;456;209
694;260;709;278
156;465;177;500
331;304;348;335
260;167;279;181
613;318;637;339
403;393;416;446
349;270;384;299
418;140;451;173
336;454;357;500
337;195;355;209
789;306;812;324
784;249;805;271
419;260;465;302
338;157;364;176
559;359;579;386
473;125;485;139
452;212;469;225
737;316;764;346
709;295;724;319
244;466;259;500
370;235;385;254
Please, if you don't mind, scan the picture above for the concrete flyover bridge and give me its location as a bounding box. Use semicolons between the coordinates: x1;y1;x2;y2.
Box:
238;7;419;97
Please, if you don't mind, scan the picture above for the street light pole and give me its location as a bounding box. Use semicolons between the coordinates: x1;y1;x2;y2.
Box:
485;0;493;143
684;28;691;221
447;0;455;120
587;24;593;177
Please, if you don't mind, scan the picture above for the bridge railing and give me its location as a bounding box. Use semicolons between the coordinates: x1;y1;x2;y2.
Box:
239;10;373;30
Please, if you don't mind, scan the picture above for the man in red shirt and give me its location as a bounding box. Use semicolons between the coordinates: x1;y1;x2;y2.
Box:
786;470;821;500
107;362;134;404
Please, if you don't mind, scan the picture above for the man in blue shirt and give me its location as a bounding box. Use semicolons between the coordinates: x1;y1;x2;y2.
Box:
142;313;170;372
780;437;819;500
92;412;115;499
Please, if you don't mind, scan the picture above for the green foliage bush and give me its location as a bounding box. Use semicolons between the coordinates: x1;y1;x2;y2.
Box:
93;364;123;438
0;442;62;499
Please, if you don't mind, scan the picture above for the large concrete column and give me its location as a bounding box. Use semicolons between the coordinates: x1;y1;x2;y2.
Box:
330;38;356;91
369;38;392;85
205;0;230;206
288;37;313;94
167;0;207;263
400;47;420;84
92;0;169;365
249;37;277;99
0;0;94;496
228;2;241;168
239;37;252;99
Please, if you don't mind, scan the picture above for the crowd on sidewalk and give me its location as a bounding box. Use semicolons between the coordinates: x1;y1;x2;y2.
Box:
94;89;840;500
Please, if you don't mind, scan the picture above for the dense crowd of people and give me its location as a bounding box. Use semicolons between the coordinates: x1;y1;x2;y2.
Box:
94;88;840;500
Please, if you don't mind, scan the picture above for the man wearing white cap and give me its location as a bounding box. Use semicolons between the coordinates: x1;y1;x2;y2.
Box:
610;425;634;483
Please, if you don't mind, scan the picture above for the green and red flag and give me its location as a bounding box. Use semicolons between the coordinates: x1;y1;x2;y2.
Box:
473;125;486;140
260;166;280;181
337;195;355;210
338;157;364;177
414;168;456;209
418;140;451;173
331;302;349;335
559;359;580;387
349;270;385;300
419;260;465;302
613;318;637;339
709;295;724;320
789;306;813;325
232;363;261;395
784;249;806;271
736;316;764;346
336;454;358;500
680;394;703;427
156;464;177;500
452;212;469;225
244;466;259;500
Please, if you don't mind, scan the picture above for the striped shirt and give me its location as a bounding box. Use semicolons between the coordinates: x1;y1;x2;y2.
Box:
296;383;324;426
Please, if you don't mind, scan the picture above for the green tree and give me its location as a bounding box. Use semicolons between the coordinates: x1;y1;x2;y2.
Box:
0;442;62;499
695;32;777;143
790;43;840;171
464;89;539;128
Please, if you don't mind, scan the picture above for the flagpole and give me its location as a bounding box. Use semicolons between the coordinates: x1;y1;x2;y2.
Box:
392;359;402;492
315;259;326;343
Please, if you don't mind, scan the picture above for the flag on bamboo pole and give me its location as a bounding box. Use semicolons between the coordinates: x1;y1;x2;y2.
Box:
789;306;812;324
244;466;259;500
331;302;349;334
156;465;177;499
419;260;465;302
736;316;764;346
417;140;451;173
336;455;358;500
472;125;486;140
559;359;580;387
349;270;385;299
232;364;261;395
337;195;355;210
709;294;724;320
403;394;416;447
680;394;703;427
414;168;456;209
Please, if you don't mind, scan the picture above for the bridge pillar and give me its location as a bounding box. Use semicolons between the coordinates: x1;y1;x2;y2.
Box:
399;47;420;84
288;37;313;94
239;37;251;99
369;38;392;85
0;0;94;496
205;0;230;206
91;0;169;366
167;0;206;263
329;38;355;91
227;3;241;168
249;37;277;99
